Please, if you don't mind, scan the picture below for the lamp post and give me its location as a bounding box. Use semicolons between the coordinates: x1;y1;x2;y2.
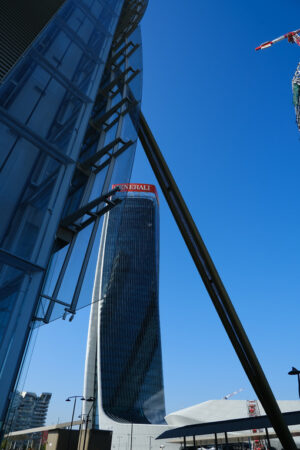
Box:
77;415;84;450
81;397;95;450
288;367;300;398
65;396;85;450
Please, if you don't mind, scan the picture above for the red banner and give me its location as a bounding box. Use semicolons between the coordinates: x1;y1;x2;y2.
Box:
112;183;158;200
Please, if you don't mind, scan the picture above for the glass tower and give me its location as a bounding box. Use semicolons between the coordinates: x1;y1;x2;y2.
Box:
0;0;148;435
84;183;166;426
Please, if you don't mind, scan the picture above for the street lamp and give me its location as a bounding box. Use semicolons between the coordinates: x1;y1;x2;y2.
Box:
81;397;95;450
65;395;85;450
288;367;300;398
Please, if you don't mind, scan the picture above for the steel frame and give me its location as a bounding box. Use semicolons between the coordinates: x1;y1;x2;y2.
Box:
0;249;44;274
41;188;122;322
137;111;297;450
0;0;147;437
37;24;141;324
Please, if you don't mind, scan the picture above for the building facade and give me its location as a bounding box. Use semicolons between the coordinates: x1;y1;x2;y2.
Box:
0;0;148;436
83;183;166;427
5;392;51;432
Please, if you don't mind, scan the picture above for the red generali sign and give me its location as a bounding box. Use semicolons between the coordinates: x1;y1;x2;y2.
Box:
112;183;158;200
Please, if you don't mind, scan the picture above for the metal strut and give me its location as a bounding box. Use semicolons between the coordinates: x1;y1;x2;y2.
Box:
137;110;297;450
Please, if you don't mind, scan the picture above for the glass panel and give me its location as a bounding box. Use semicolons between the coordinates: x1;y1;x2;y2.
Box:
0;0;128;433
89;165;110;203
104;121;119;145
0;140;46;247
46;222;95;322
34;18;144;323
0;268;45;435
0;139;61;261
0;123;18;170
37;25;72;64
126;27;143;104
0;265;25;346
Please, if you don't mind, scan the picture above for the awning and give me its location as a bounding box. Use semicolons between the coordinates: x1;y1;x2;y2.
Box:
157;410;300;439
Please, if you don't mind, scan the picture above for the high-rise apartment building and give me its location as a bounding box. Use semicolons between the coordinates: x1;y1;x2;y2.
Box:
5;392;51;432
84;183;166;427
0;0;148;435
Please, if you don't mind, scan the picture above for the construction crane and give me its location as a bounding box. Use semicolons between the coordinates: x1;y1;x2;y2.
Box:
256;28;300;51
223;388;244;400
256;28;300;131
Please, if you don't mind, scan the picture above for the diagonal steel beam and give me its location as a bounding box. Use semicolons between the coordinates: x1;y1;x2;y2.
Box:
59;187;120;228
137;110;297;450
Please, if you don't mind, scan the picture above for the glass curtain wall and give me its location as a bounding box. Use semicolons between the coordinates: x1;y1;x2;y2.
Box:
0;0;148;436
98;190;166;425
0;0;152;435
35;22;145;324
0;0;66;81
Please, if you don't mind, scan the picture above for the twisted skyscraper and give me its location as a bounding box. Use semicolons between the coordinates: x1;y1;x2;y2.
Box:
84;184;166;427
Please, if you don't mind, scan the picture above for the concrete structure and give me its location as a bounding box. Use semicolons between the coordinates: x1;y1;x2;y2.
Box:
5;424;112;450
166;399;300;427
45;428;112;450
164;400;300;449
0;0;148;436
5;420;83;438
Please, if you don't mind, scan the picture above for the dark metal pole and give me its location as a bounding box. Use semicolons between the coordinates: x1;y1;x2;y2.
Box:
265;428;271;449
83;403;94;450
193;435;196;448
183;435;186;448
130;423;133;450
225;431;228;443
67;397;77;450
214;433;218;449
137;110;297;450
82;417;89;450
77;415;84;450
288;367;300;398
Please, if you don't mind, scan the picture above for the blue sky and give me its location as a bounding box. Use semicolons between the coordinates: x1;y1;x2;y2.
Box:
21;0;300;424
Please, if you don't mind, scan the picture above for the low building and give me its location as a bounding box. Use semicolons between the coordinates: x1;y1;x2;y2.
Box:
164;399;300;449
166;399;300;427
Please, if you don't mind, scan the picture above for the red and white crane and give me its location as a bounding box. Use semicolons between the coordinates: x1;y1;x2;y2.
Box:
223;388;244;400
256;28;300;131
256;28;300;51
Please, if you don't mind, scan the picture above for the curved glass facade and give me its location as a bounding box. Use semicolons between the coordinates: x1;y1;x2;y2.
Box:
84;185;166;425
0;0;148;435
